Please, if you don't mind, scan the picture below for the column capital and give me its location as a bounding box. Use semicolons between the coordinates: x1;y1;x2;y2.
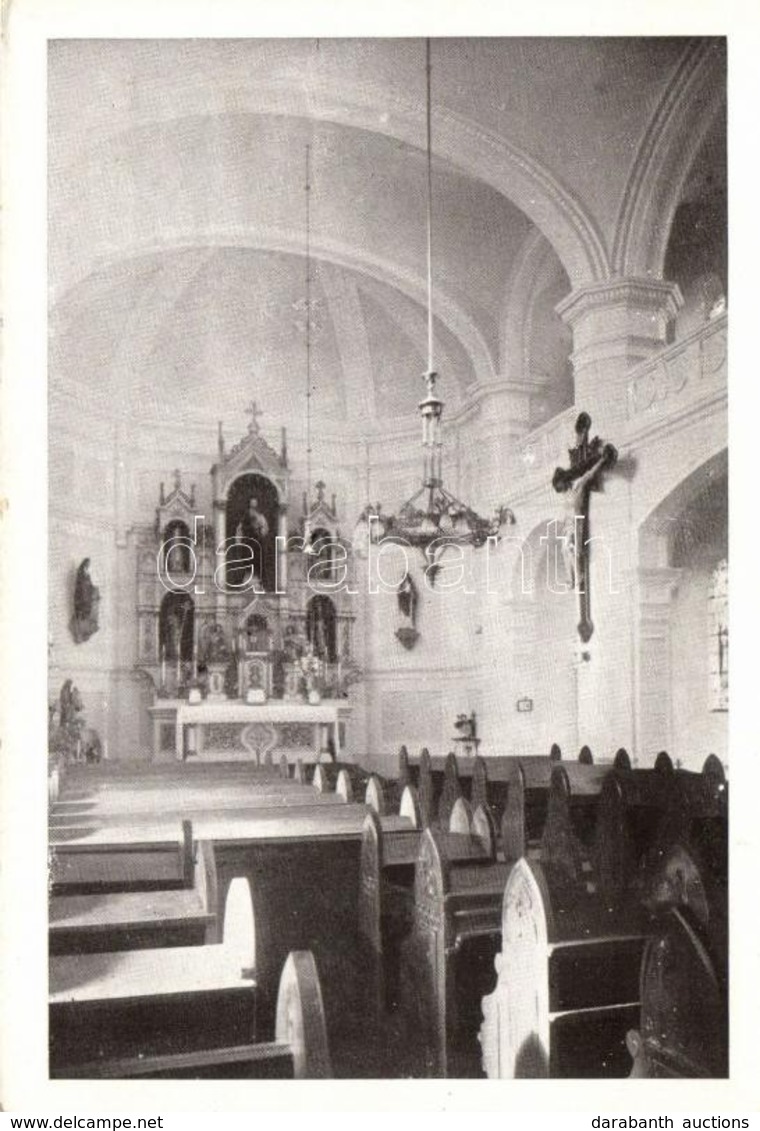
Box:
557;277;683;329
556;278;684;431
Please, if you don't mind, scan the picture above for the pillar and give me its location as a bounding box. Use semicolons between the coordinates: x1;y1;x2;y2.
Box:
556;279;682;758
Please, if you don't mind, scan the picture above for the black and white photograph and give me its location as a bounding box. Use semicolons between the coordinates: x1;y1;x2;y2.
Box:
2;1;755;1113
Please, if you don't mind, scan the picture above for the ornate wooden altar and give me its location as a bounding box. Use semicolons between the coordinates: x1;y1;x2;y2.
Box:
134;408;360;761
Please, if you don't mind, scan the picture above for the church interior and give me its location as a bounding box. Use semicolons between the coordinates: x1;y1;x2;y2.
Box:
45;37;728;1081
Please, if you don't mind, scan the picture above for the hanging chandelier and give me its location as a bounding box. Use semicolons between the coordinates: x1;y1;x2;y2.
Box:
354;39;513;574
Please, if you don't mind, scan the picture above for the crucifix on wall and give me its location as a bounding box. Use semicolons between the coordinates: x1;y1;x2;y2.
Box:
552;412;617;644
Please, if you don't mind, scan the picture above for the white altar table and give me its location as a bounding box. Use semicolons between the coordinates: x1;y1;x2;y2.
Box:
173;701;342;763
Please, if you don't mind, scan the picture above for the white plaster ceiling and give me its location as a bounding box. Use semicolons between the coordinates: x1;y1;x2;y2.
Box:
48;37;723;441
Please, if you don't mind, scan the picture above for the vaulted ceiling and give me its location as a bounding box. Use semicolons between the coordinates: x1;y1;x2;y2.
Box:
48;37;725;440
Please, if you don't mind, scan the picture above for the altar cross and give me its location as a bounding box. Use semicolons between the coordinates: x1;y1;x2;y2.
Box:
246;400;264;435
552;412;617;644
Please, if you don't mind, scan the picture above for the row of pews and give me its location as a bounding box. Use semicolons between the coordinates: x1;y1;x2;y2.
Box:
48;744;727;1079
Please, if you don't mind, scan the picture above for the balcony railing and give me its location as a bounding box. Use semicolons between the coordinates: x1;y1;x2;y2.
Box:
627;312;727;420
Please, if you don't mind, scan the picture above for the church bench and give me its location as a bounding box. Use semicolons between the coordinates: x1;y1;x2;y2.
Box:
594;751;677;907
312;761;372;799
358;797;484;1028
397;815;512;1077
626;883;727;1078
499;748;631;863
478;856;646;1078
51;766;337;812
50;820;195;894
638;756;728;991
362;772;417;817
536;760;626;893
469;744;580;829
53;950;332;1080
50;875;258;1075
48;780;356;844
49;839;218;955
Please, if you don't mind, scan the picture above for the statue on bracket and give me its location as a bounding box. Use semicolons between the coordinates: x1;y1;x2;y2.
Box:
71;558;100;643
395;572;420;651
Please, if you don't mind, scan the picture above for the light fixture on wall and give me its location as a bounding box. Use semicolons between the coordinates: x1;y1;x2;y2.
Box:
354;39;514;574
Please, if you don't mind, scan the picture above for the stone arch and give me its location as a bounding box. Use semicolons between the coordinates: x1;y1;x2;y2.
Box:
636;448;727;767
612;39;726;279
54;93;609;289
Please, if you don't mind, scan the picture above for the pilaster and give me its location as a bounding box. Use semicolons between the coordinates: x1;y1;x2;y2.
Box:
557;278;683;433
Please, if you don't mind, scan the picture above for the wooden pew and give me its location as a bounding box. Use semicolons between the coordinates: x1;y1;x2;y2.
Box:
59;950;332;1080
51;774;346;826
500;748;630;863
398;811;511;1077
626;905;727;1078
539;760;624;891
358;792;470;1023
47;761;430;1076
595;751;676;907
312;761;372;800
50;819;196;894
50;875;258;1075
641;757;728;990
625;756;729;1079
479;853;646;1078
51;856;331;1081
49;838;218;955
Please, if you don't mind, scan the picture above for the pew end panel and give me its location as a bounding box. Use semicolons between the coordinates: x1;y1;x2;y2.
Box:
399;785;421;827
275;950;332;1078
627;907;726;1078
49;875;259;1074
52;949;331;1079
479;857;645;1079
400;825;508;1077
212;833;363;1067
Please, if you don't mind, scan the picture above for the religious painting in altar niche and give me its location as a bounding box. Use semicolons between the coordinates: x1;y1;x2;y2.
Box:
240;656;270;700
160;519;192;575
225;473;278;593
159;591;194;661
309;526;337;584
307;595;337;662
243;613;271;654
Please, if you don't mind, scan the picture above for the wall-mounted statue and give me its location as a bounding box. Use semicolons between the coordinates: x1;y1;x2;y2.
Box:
71;558;100;643
395;572;420;651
